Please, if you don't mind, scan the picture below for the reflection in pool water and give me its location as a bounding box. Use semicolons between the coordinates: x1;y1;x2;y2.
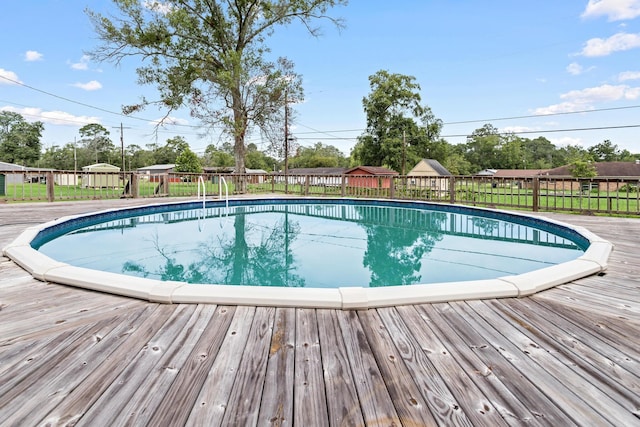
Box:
34;203;586;288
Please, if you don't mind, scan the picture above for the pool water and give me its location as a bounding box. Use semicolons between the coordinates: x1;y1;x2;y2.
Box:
34;202;586;289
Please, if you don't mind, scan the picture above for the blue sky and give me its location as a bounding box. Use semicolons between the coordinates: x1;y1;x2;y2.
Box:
1;0;640;159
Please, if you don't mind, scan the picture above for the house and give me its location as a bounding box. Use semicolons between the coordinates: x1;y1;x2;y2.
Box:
474;168;550;190
0;161;29;185
543;161;640;177
475;168;498;177
407;159;452;193
542;161;640;192
493;169;549;178
344;166;398;189
285;167;348;186
202;166;268;184
474;168;548;178
0;161;54;185
137;164;179;182
82;163;121;188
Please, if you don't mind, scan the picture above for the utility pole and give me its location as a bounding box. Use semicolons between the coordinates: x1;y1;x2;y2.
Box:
284;90;289;193
73;137;77;183
113;123;131;172
402;130;406;175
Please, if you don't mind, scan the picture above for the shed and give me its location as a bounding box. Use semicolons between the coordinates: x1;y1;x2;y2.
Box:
137;164;178;182
345;166;398;189
82;163;121;188
407;159;452;193
0;161;28;185
284;167;348;186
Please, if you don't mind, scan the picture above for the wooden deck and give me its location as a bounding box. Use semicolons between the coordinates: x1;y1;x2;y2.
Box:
1;199;639;426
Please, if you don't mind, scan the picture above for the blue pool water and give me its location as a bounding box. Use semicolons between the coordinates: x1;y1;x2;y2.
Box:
32;199;589;288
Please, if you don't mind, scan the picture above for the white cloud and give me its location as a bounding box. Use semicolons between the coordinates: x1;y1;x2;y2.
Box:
533;84;640;114
0;68;21;84
561;84;630;103
70;55;91;71
618;70;640;80
625;86;640;98
143;0;173;14
567;62;583;75
533;102;594;115
24;50;43;61
579;32;640;56
71;80;102;91
0;106;100;126
549;136;585;146
582;0;640;21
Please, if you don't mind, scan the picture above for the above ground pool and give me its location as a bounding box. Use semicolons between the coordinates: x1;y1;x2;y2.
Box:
4;197;612;309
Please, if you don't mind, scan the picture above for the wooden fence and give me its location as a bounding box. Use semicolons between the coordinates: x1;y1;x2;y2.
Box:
1;170;639;216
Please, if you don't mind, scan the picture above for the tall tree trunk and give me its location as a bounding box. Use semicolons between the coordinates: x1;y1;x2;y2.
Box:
232;90;247;193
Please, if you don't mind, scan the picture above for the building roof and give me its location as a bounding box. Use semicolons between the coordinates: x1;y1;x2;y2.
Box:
345;166;399;175
287;167;348;175
137;164;176;171
543;161;640;177
409;159;451;176
0;162;55;172
475;168;549;177
246;168;268;174
0;161;28;172
475;168;498;176
203;167;268;174
82;163;120;171
493;169;549;178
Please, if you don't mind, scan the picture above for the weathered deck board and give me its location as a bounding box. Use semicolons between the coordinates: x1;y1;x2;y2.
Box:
186;306;257;426
338;309;403;426
416;302;576;426
1;200;639;426
147;305;236;426
295;308;329;426
357;309;442;426
316;309;363;426
259;307;296;426
460;300;639;426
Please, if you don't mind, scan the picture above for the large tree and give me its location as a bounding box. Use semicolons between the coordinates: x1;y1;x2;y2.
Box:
352;70;442;173
289;142;348;168
79;123;114;164
0;111;44;166
87;0;346;192
588;139;632;162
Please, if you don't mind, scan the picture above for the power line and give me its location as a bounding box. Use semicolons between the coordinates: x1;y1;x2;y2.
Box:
3;73;640;146
0;74;201;130
443;104;640;125
290;104;640;136
292;123;640;140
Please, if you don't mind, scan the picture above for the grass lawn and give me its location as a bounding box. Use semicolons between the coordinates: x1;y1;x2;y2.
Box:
3;180;639;215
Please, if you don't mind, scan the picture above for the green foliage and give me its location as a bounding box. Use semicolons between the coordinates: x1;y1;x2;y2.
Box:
353;70;444;172
174;147;202;173
0;111;44;166
619;183;638;193
78;123;114;164
588;139;633;162
289;142;348;169
204;145;235;168
568;161;598;178
87;0;346;188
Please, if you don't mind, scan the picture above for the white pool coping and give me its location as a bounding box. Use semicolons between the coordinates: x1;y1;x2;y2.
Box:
2;198;613;309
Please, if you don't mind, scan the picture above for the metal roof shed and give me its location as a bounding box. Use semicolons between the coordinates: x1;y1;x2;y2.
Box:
82;163;121;188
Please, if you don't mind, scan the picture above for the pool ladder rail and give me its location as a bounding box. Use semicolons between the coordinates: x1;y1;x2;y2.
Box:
196;175;229;230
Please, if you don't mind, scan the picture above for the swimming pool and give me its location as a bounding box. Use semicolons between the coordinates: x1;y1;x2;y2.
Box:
3;197;612;308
